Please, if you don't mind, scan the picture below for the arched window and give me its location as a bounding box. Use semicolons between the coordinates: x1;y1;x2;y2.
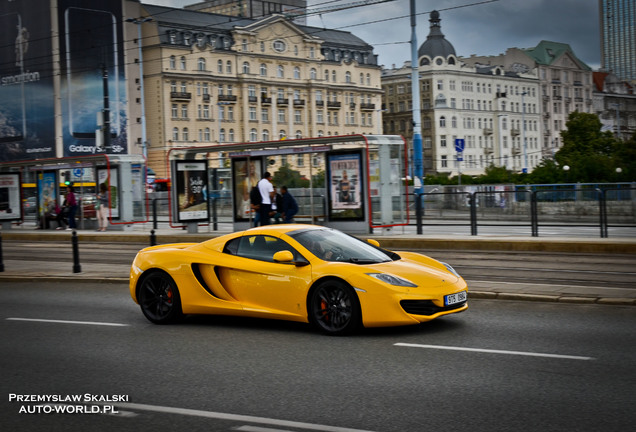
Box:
204;128;211;141
217;60;223;73
317;130;324;137
226;60;232;73
262;129;269;141
451;116;457;128
440;116;446;127
324;70;329;81
180;56;186;70
172;127;179;141
242;61;250;74
229;129;235;142
198;58;206;71
260;63;267;77
250;128;257;142
219;128;226;142
332;71;336;82
279;130;286;140
277;65;284;78
295;130;302;139
182;127;189;141
294;66;300;79
366;73;371;86
360;73;364;84
310;68;317;80
345;72;351;83
169;56;176;69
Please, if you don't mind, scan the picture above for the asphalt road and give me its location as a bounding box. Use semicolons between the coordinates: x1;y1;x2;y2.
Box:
2;281;635;432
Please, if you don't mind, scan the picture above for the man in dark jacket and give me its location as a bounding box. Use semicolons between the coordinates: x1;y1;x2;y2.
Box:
280;186;299;223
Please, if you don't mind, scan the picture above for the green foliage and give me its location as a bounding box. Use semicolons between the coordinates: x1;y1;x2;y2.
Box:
272;165;308;188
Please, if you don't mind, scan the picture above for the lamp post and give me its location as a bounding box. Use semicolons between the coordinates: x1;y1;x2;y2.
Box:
563;164;570;183
126;17;152;158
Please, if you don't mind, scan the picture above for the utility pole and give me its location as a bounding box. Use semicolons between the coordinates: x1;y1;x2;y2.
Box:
102;65;111;152
410;0;423;193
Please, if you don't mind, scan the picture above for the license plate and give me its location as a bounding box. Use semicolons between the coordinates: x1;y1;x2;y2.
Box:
445;291;467;306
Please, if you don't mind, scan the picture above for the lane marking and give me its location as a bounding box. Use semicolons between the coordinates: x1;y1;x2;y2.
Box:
6;318;129;327
235;426;297;432
395;343;595;361
110;402;377;432
466;280;636;292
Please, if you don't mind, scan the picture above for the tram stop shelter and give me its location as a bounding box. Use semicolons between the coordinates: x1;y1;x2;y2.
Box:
167;134;409;234
0;155;148;230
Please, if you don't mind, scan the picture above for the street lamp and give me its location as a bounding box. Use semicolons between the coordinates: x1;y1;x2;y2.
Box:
563;164;570;183
126;17;153;158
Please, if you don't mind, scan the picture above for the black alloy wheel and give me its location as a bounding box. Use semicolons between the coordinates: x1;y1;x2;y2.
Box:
138;270;183;324
309;279;361;335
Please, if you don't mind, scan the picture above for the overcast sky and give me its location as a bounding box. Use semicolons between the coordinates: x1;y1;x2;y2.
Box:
146;0;601;70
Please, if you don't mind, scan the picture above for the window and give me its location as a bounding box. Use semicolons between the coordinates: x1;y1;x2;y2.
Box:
249;106;257;121
180;81;187;92
218;106;225;121
273;40;286;52
198;58;206;71
242;39;248;51
440;116;446;127
227;106;234;121
181;104;188;118
169;56;176;69
229;129;234;142
242;62;250;74
294;67;300;79
217;60;223;73
204;128;211;141
182;127;189;141
219;128;225;142
277;65;284;78
345;72;351;83
441;155;447;168
260;63;267;77
309;47;315;58
261;108;269;122
180;56;186;70
225;235;299;262
172;127;179;140
226;60;232;73
294;110;302;123
295;130;302;139
332;71;336;82
171;104;178;118
203;105;209;119
279;130;286;140
262;129;269;141
278;109;285;122
250;128;257;141
310;68;317;80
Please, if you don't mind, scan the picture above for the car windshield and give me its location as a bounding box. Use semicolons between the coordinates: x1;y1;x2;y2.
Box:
289;229;392;264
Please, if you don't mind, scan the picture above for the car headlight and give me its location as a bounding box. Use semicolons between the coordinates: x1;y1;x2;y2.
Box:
441;262;460;277
367;273;417;287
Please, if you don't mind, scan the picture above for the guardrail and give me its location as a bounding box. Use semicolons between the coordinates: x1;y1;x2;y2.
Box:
412;187;636;238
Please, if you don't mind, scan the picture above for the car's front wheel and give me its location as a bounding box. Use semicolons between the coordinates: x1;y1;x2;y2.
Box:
138;270;183;324
308;279;361;335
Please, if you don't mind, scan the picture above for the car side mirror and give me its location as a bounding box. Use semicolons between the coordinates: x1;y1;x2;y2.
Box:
273;250;294;263
367;239;380;247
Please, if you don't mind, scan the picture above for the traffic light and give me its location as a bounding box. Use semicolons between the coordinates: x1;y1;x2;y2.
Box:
61;171;71;186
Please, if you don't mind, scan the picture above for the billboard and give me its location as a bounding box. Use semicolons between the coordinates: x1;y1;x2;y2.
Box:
59;0;128;156
0;0;55;161
327;152;364;220
175;161;208;222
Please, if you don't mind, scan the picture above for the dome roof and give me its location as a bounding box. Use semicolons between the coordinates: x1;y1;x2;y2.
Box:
418;10;456;60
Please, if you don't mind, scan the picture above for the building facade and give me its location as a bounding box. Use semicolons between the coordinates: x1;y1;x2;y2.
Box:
599;0;636;83
382;11;541;177
185;0;308;24
136;3;382;177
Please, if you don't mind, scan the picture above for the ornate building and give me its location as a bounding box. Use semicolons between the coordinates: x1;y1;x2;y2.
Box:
382;11;541;176
133;3;382;176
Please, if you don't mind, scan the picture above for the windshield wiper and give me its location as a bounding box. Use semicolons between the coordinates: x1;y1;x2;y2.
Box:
349;258;385;264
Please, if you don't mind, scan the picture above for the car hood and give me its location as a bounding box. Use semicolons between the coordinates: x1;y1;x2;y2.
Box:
361;258;460;288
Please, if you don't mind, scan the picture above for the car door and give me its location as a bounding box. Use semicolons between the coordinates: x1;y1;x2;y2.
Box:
218;234;312;320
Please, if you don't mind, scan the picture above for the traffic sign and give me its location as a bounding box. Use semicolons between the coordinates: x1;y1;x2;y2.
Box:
455;138;465;153
73;168;84;178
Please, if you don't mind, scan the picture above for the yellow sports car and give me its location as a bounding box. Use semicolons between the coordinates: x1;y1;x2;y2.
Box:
130;224;468;335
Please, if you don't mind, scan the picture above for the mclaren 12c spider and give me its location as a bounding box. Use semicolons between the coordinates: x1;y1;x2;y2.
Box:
130;225;468;335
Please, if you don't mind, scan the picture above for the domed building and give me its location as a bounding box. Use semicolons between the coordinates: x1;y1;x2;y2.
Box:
418;10;457;67
381;11;542;177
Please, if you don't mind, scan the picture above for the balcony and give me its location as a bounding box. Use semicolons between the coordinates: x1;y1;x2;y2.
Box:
315;100;324;107
248;96;258;103
544;129;551;136
360;103;376;110
484;146;494;154
543;112;550;119
277;98;289;106
218;94;237;102
511;146;521;155
261;97;272;105
327;101;341;109
293;99;305;106
510;128;520;137
483;127;493;135
202;93;210;102
170;92;191;101
349;103;356;109
553;95;562;101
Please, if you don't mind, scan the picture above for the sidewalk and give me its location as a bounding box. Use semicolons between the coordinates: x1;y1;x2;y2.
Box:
1;223;635;306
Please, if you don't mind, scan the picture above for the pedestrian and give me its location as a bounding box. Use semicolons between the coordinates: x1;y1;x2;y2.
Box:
269;185;283;224
65;185;78;230
249;183;262;227
96;183;109;232
257;171;274;226
280;185;298;223
55;197;68;230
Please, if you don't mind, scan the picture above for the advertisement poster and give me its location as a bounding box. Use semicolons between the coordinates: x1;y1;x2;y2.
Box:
176;161;208;222
97;167;119;219
0;173;22;220
59;0;127;156
37;171;57;218
369;159;401;196
0;0;55;161
232;158;262;221
328;152;363;220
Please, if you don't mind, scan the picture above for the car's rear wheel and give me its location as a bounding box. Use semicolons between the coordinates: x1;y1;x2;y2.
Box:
138;270;183;324
309;279;361;335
